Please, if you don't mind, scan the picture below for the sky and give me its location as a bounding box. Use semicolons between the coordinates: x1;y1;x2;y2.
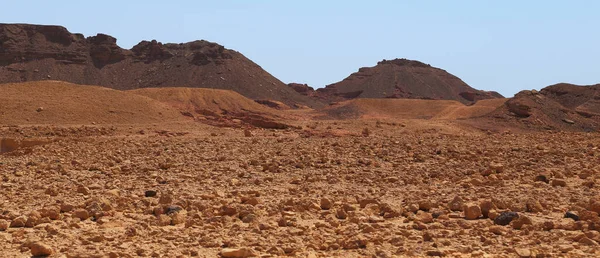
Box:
2;1;599;97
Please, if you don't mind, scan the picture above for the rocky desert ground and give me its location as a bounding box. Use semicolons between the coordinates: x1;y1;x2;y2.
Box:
2;114;600;257
1;23;600;257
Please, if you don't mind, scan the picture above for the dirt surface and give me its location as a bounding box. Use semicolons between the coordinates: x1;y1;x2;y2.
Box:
319;98;507;121
0;23;321;108
1;23;600;258
302;59;502;104
0;81;186;125
1;118;600;257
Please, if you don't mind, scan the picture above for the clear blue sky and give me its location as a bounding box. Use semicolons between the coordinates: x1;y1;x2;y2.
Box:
2;1;599;97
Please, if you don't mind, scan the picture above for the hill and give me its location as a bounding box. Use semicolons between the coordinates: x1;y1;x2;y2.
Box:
0;81;185;125
130;87;295;129
475;83;600;131
0;23;321;108
291;59;502;104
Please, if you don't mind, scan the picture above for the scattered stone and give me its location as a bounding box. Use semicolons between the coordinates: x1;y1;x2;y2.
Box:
494;212;519;226
220;247;257;257
414;211;434;224
30;242;54;256
418;200;433;211
511;214;533;230
551;179;567;187
534;174;549;183
0;219;8;231
464;203;482;220
514;247;531;257
565;211;579;221
525;199;543;213
479;200;496;218
320;198;332;210
489;225;506;235
244;129;252;137
10;216;27;227
144;190;157;197
336;209;347;220
449;196;464;212
72;209;90;220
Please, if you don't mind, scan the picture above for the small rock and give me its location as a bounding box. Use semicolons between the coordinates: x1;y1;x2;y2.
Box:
425;249;443;256
36;107;44;112
511;215;533;230
72;209;90;220
479;200;496;218
419;200;433;211
494;211;519;226
362;128;370;137
489;225;506;235
525;199;543;213
551;179;567;187
144;190;157;197
464;203;482;220
244;129;252;137
157;215;172;226
30;242;54;256
565;211;579;221
562;118;575;124
220;247;257;258
320;198;332;210
514;247;531;257
534;174;549;184
414;211;434;224
10;216;27;227
0;219;9;231
449;196;464;211
336;209;347;220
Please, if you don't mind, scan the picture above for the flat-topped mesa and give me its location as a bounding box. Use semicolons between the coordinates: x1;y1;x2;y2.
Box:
377;58;432;68
0;24;88;65
313;58;503;104
0;23;322;108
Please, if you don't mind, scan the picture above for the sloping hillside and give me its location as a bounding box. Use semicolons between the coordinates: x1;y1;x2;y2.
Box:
0;23;321;108
0;81;185;125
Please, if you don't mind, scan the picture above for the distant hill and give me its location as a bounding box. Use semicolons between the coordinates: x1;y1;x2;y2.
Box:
475;83;600;131
289;58;502;104
0;81;185;125
0;23;321;108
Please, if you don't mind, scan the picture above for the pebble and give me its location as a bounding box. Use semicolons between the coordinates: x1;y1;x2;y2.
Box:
144;190;157;197
320;198;332;210
564;211;579;221
449;196;464;211
414;211;434;224
514;247;531;257
464;203;482;220
30;242;54;256
0;219;8;231
551;179;567;187
494;211;519;226
220;247;257;258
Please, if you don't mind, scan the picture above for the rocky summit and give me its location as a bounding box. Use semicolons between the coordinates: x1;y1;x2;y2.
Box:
0;23;321;108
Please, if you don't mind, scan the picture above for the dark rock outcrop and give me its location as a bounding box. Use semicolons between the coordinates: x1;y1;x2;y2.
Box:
0;23;322;108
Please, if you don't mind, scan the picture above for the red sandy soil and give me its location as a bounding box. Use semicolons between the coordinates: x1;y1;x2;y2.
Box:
0;81;186;125
319;98;507;121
